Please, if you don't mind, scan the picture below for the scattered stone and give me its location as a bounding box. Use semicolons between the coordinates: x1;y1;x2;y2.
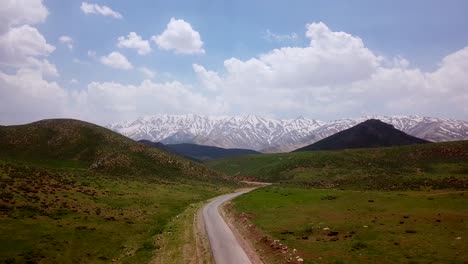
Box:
405;230;417;234
327;231;339;236
455;237;462;240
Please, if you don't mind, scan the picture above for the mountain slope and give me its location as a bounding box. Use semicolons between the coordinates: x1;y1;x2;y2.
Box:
207;140;468;190
166;143;260;161
294;119;429;152
107;114;468;152
0;119;227;182
138;139;199;162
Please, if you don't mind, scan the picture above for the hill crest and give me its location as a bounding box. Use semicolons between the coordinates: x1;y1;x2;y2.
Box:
294;119;430;152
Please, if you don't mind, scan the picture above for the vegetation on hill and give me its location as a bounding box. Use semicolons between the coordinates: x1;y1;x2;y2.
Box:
140;140;261;161
166;143;261;161
0;119;229;183
0;119;235;263
208;140;468;190
294;119;429;152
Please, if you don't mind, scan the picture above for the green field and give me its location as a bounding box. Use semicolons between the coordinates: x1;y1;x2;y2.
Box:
211;141;468;263
0;160;231;264
208;141;468;190
232;186;468;264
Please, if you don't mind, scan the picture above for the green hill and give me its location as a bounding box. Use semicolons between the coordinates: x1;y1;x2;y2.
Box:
207;140;468;190
0;119;234;263
0;119;227;182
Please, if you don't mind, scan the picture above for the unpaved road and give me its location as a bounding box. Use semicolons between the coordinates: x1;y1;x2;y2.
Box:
202;189;254;264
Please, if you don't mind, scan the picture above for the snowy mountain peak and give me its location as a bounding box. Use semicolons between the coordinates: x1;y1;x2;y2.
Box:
107;114;468;152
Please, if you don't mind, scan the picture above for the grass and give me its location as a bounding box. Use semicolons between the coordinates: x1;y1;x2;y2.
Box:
0;160;230;263
207;140;468;190
0;119;238;263
153;201;212;264
232;186;468;264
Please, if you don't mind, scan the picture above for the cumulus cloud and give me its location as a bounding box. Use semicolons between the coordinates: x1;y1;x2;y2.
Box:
0;0;48;34
0;25;55;67
193;22;468;119
80;2;122;19
117;32;151;55
192;64;222;91
0;68;67;124
152;18;205;54
100;52;133;70
69;80;225;123
59;35;73;50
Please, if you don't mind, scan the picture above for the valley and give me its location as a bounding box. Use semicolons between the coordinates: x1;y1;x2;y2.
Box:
1;118;467;264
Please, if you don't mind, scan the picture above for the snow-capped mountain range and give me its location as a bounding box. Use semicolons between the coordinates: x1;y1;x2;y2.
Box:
106;114;468;152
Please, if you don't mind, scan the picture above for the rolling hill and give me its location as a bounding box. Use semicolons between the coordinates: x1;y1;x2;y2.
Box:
139;140;260;161
0;119;235;263
294;119;429;152
207;140;468;190
166;143;260;161
0;119;227;182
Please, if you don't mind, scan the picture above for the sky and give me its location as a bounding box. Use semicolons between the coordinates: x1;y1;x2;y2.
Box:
1;0;468;125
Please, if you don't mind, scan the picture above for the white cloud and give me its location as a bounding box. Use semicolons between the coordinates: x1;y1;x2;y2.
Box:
70;78;79;84
193;22;468;119
0;25;55;67
59;35;73;50
264;29;298;42
152;18;205;54
80;2;122;19
0;0;48;34
139;67;155;79
192;64;222;91
70;80;224;123
117;32;151;55
0;68;67;124
100;52;133;70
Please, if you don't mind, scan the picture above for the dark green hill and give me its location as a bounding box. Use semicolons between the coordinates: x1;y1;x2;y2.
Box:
138;140;200;162
207;140;468;190
166;143;260;161
139;141;260;161
0;119;227;182
294;119;429;152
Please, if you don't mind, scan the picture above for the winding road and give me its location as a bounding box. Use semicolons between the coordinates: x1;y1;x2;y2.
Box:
202;189;253;264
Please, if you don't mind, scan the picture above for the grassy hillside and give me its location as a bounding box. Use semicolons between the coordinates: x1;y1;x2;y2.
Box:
208;141;468;190
0;119;228;183
0;119;235;263
167;143;261;161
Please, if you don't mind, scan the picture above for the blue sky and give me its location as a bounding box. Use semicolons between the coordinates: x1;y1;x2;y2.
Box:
1;0;468;124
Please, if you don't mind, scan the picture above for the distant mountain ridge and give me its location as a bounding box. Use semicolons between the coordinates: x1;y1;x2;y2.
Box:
294;119;430;152
139;141;259;161
107;114;468;152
